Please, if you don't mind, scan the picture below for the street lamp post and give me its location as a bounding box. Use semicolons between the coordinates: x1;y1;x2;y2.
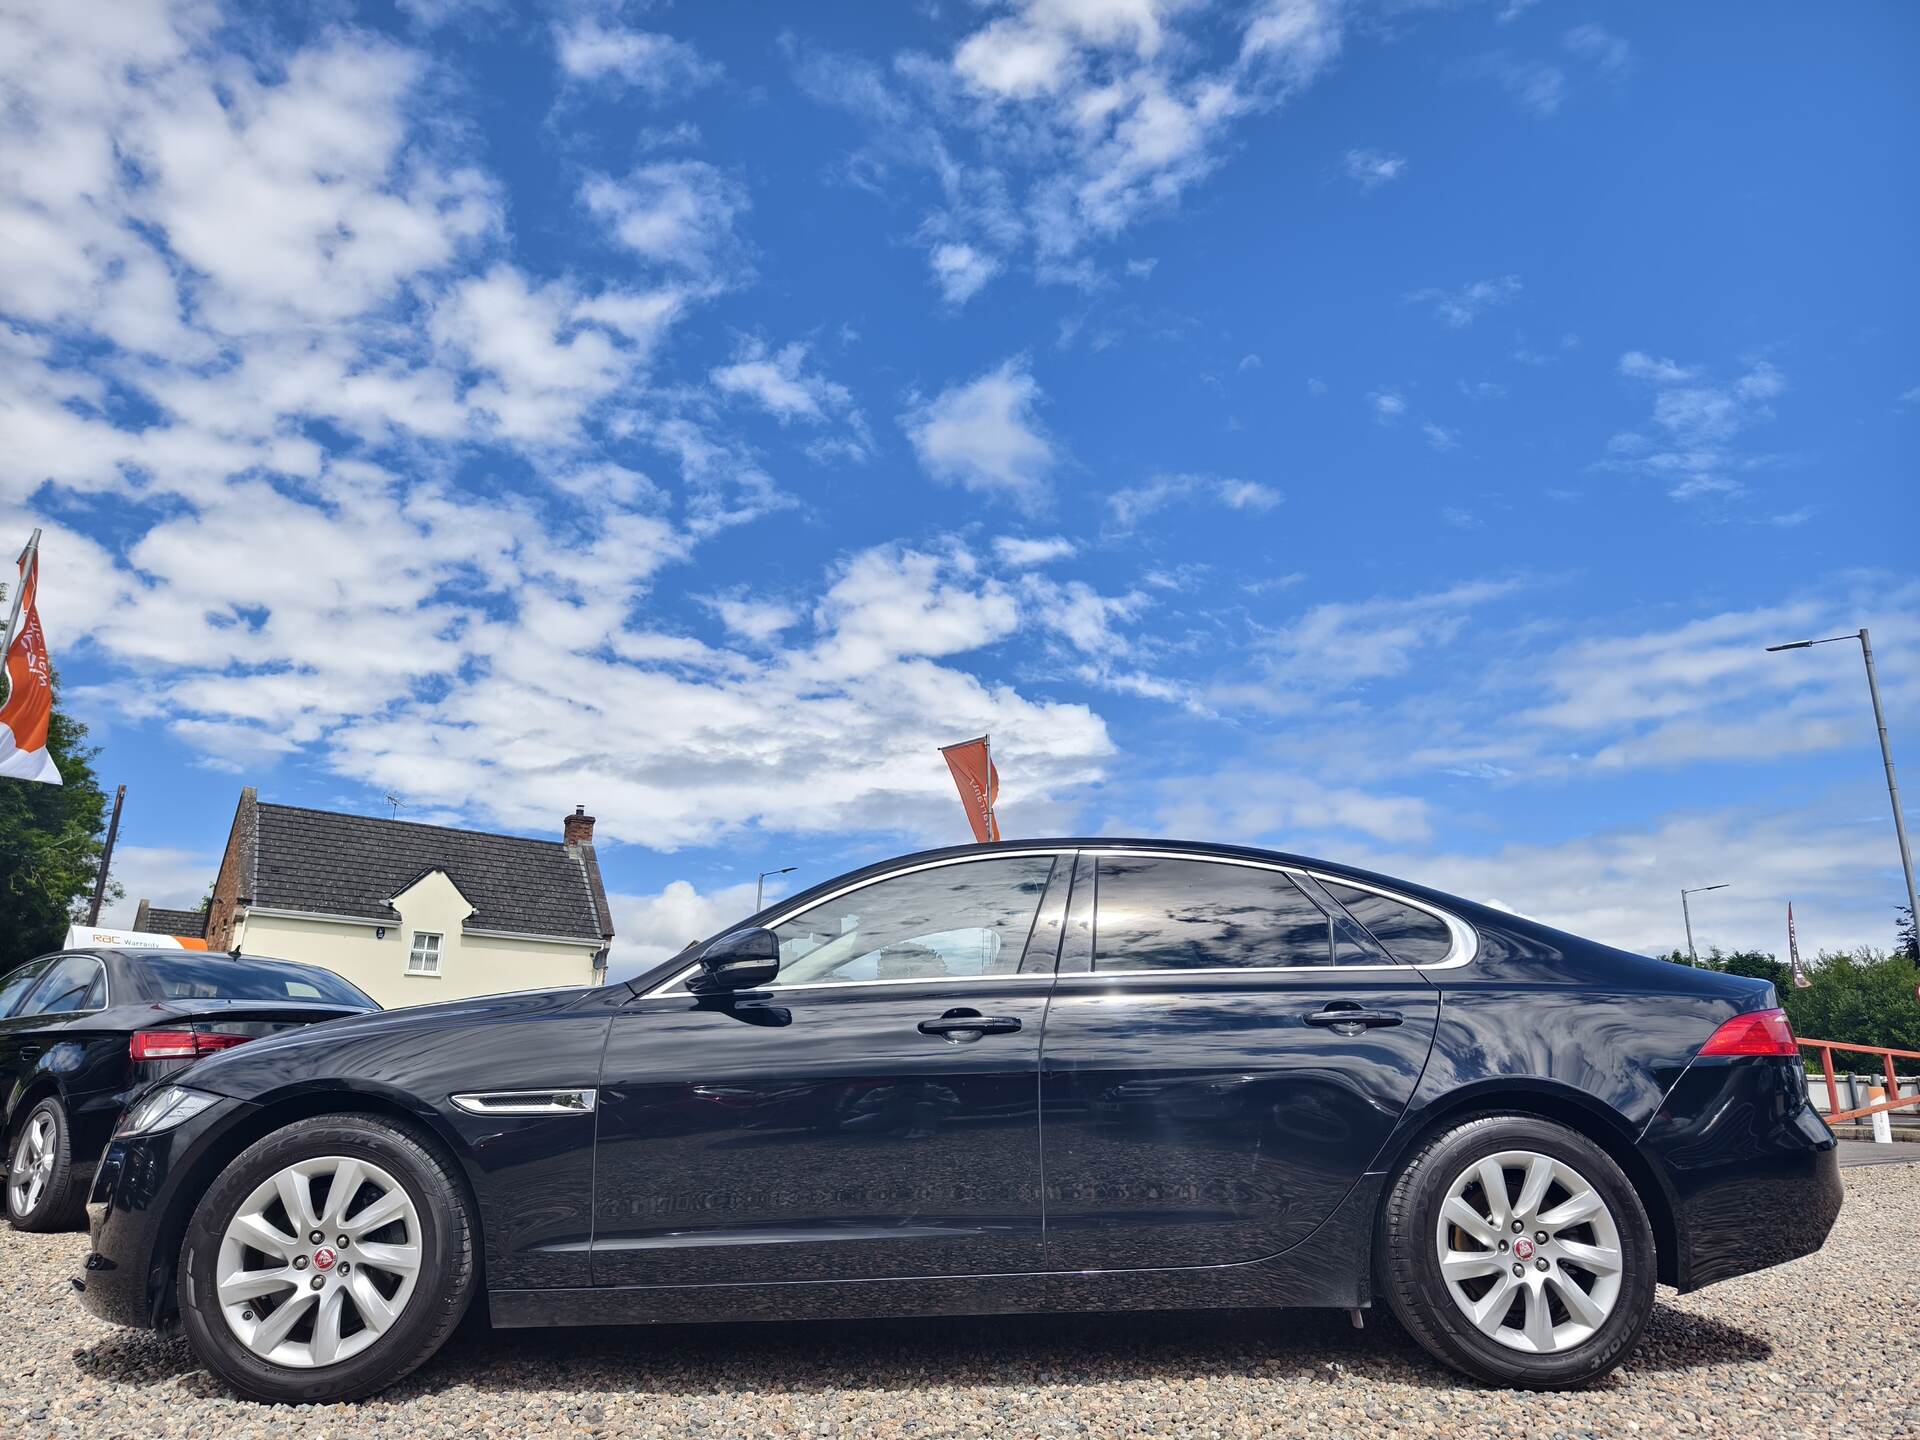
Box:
1680;883;1730;966
1767;628;1920;951
756;866;796;913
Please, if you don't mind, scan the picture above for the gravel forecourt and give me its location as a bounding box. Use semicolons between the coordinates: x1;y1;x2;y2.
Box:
2;1163;1914;1440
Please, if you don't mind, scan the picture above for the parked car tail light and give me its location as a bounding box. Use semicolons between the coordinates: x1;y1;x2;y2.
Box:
129;1029;252;1062
1698;1007;1799;1057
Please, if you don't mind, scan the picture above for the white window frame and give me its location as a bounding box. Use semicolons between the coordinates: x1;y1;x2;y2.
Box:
406;930;443;976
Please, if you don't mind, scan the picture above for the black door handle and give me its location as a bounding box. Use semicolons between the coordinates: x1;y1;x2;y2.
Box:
918;1009;1022;1040
1304;1005;1404;1032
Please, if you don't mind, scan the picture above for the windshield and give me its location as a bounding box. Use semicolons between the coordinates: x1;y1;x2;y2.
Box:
138;957;376;1008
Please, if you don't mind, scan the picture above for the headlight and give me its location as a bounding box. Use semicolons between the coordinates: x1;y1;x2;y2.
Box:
115;1085;220;1138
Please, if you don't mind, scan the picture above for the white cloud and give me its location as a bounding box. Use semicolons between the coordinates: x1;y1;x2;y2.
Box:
1564;23;1631;77
1153;771;1434;846
605;878;763;979
1407;274;1522;328
1343;147;1406;189
1423;422;1460;451
553;19;719;96
1369;389;1406;423
903;357;1058;505
1109;472;1281;528
581;162;748;278
928;242;1003;304
98;845;219;927
700;594;800;644
793;0;1346;286
711;339;856;426
1609;351;1787;500
994;535;1077;566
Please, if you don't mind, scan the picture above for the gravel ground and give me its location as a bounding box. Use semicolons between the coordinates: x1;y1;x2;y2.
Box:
2;1165;1914;1440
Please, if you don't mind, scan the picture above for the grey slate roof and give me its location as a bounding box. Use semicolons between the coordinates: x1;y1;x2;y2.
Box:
135;903;208;939
248;803;612;943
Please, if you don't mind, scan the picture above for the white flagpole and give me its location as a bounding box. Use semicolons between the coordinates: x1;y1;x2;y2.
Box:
0;528;42;709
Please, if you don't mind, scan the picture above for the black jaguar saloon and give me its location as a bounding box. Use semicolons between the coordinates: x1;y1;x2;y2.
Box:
75;841;1841;1401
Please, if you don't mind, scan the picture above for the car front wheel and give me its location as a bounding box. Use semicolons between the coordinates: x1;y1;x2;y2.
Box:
178;1114;476;1403
1378;1114;1656;1389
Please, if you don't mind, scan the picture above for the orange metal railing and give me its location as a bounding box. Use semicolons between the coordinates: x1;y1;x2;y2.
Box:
1798;1037;1920;1123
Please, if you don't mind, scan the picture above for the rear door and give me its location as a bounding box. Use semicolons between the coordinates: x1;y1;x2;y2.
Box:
1038;852;1443;1272
592;851;1067;1288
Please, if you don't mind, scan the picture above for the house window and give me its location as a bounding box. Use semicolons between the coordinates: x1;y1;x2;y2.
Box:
407;931;442;976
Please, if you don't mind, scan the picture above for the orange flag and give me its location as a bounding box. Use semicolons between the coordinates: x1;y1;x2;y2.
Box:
0;532;61;786
939;735;1001;842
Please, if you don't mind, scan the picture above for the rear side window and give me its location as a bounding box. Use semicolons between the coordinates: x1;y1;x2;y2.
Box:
1322;882;1456;966
21;957;105;1015
1095;857;1332;972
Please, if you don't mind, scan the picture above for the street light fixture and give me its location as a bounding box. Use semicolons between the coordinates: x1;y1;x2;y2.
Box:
1766;627;1919;952
755;866;796;912
1680;884;1730;967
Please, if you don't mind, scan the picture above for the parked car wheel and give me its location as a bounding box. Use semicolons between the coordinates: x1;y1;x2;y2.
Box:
7;1097;87;1232
177;1114;476;1403
1378;1114;1656;1389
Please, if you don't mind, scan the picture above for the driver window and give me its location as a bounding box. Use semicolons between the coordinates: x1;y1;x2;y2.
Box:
772;855;1057;988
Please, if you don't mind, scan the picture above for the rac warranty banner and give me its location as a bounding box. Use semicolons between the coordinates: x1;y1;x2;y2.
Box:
65;926;210;952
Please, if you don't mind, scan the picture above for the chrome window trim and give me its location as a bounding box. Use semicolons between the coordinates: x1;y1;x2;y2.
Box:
450;1089;597;1117
642;848;1072;998
641;847;1475;997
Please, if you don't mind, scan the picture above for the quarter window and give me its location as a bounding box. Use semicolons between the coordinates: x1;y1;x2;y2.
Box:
1094;857;1333;972
1321;882;1456;966
407;932;442;975
0;960;52;1018
771;855;1057;987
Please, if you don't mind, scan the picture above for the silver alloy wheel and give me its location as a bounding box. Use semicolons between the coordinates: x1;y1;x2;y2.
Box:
1434;1148;1624;1355
215;1155;424;1368
8;1111;55;1216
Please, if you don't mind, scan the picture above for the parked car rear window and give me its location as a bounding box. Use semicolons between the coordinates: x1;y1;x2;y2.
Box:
1321;882;1457;966
0;960;51;1017
140;958;375;1007
1095;857;1332;971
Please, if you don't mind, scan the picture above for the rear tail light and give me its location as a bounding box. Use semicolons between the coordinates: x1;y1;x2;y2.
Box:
129;1030;252;1062
1698;1007;1798;1057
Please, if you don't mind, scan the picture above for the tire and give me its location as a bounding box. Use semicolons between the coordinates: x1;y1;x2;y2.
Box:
177;1114;477;1403
1378;1114;1656;1389
7;1096;87;1232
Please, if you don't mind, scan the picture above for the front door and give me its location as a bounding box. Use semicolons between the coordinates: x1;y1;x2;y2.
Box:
591;851;1066;1288
1039;853;1441;1272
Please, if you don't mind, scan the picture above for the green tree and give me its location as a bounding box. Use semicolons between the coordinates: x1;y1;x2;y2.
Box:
1897;905;1916;965
1785;948;1920;1066
0;668;113;971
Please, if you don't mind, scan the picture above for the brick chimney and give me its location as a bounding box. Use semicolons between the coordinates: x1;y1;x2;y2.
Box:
563;805;596;848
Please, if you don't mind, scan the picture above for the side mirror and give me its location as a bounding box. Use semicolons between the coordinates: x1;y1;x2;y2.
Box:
688;927;781;994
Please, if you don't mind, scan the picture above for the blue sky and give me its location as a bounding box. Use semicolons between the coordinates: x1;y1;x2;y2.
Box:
2;0;1914;970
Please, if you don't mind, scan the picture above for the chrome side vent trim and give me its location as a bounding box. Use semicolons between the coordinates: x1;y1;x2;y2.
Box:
450;1089;597;1117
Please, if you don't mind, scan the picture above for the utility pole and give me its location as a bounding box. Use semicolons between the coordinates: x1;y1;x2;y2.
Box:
88;784;125;926
1768;628;1919;959
1680;883;1729;966
756;866;796;912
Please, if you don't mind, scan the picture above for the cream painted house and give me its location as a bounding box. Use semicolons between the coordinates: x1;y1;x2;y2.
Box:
158;789;615;1008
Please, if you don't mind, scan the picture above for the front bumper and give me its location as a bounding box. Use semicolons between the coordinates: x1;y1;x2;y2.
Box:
75;1095;256;1330
1640;1054;1843;1292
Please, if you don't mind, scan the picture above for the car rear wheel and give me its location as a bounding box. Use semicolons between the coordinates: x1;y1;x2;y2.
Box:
178;1114;476;1403
7;1097;86;1232
1378;1114;1656;1389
